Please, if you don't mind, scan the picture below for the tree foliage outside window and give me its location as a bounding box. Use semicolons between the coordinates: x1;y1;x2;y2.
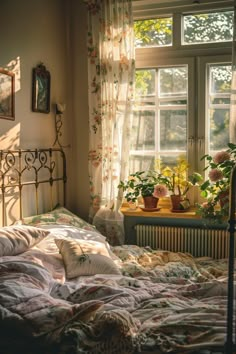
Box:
134;18;172;47
134;11;233;48
184;11;233;44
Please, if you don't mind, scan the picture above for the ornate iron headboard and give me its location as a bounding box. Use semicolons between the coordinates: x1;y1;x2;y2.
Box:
0;148;67;226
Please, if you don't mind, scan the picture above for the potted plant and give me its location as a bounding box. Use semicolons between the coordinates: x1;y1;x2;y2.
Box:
118;170;168;210
196;143;236;223
157;157;203;211
118;157;202;211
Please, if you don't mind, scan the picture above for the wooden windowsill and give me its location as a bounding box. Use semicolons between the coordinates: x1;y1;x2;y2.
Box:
120;197;200;219
120;205;199;219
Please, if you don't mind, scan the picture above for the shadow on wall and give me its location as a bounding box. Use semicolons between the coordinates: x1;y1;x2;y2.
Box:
0;124;21;149
0;56;21;149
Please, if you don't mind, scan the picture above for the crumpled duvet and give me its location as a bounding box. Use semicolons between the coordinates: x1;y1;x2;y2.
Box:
0;258;140;354
0;240;233;354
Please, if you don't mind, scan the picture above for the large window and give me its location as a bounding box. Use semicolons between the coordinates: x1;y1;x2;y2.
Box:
131;0;233;204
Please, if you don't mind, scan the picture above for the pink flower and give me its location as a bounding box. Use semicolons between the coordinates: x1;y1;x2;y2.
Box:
153;184;168;198
208;168;223;182
213;151;230;164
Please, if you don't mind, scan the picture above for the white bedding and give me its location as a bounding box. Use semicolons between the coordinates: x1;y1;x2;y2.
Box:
0;220;232;354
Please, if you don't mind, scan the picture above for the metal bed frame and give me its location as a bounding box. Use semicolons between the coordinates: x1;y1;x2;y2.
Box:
226;166;236;354
0;148;67;226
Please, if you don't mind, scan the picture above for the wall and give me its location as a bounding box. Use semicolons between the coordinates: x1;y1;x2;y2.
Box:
0;0;91;222
0;0;68;148
67;0;90;220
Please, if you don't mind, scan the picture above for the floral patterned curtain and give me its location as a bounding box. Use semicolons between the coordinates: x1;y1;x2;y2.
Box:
84;0;135;245
230;4;236;143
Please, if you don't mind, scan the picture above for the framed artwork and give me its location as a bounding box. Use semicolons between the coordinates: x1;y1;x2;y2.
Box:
0;68;15;120
32;63;50;113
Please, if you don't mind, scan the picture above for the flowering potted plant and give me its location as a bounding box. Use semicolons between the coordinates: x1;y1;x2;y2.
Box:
118;170;168;210
196;143;236;223
118;157;202;211
157;157;203;211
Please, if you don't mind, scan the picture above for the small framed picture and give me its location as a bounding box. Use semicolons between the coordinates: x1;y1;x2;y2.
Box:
32;63;50;113
0;68;15;120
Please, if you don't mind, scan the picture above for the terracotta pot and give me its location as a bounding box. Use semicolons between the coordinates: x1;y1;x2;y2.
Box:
170;195;190;211
219;190;229;209
143;196;158;209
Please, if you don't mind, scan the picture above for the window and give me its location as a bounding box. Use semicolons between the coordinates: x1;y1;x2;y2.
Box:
130;66;188;171
134;17;173;47
131;0;233;204
183;11;233;45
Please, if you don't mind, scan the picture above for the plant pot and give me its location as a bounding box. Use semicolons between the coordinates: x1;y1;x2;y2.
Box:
219;190;229;209
128;200;137;210
170;195;190;211
142;196;159;209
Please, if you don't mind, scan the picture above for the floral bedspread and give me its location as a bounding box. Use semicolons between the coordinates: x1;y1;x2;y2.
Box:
0;242;232;354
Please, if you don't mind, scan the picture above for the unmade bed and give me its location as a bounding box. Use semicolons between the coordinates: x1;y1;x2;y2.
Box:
0;148;234;354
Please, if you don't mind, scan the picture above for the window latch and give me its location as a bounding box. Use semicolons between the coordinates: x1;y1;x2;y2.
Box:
188;136;195;147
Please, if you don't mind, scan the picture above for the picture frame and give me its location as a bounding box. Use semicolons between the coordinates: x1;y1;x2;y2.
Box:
32;63;50;113
0;68;15;120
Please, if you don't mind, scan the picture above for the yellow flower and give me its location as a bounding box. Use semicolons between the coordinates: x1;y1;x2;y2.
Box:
162;167;172;177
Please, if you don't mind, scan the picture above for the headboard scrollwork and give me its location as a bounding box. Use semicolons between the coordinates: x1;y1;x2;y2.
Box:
0;148;67;226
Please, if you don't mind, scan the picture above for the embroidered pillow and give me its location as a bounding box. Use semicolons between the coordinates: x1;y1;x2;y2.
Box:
55;238;121;278
0;225;50;257
15;206;96;232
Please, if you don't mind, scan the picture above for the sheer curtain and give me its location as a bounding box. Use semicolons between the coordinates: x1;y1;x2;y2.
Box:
230;4;236;143
84;0;135;245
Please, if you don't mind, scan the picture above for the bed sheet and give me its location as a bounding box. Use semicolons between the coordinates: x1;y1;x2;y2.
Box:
0;224;232;354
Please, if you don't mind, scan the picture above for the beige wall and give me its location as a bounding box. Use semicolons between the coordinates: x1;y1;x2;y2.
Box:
0;0;91;221
68;0;90;220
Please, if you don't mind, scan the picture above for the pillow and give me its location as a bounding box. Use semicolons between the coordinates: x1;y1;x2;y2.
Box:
34;225;122;264
0;225;50;257
15;206;96;232
55;238;121;278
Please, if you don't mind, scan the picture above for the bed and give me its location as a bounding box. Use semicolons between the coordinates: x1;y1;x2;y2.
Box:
0;148;233;354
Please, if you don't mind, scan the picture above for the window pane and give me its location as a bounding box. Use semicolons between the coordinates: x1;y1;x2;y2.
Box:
209;108;229;151
135;69;155;97
131;111;155;150
208;64;231;154
129;155;155;173
134;18;172;48
210;65;232;94
210;97;230;105
160;110;187;151
160;99;187;106
159;155;187;168
159;67;187;96
183;11;233;44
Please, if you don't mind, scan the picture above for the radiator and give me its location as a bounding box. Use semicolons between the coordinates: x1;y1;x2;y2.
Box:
135;224;234;259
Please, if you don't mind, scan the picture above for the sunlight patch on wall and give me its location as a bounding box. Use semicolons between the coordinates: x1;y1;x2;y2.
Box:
7;56;21;93
0;123;20;149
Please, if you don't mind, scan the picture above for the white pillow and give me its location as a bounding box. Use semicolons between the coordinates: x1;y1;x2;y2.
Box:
39;224;120;262
55;238;121;278
0;225;50;256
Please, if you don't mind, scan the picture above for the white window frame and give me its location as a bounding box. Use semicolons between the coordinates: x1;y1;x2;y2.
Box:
197;55;232;173
132;0;233;205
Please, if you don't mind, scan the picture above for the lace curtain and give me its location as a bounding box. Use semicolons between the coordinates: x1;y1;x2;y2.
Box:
84;0;135;245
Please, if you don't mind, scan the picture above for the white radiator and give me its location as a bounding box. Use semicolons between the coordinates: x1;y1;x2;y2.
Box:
135;224;234;259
